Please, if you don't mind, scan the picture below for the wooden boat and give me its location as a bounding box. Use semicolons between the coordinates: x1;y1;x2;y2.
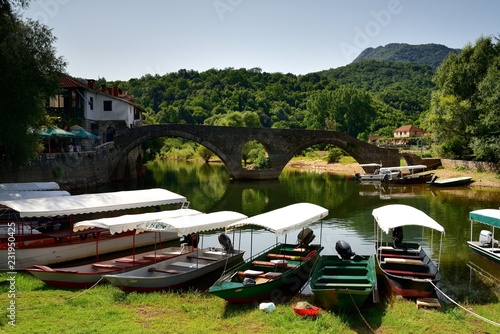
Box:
372;204;445;298
427;175;473;187
208;203;328;303
103;211;248;292
25;208;203;288
310;247;376;311
467;209;500;266
0;188;189;270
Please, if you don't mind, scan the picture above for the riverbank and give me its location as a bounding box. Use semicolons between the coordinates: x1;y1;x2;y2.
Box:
286;160;500;189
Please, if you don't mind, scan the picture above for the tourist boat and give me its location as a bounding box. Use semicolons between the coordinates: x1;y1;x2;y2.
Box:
309;240;376;311
25;208;203;288
208;203;328;303
354;163;383;181
372;204;445;298
467;209;500;266
0;188;189;270
103;211;248;292
381;165;434;184
427;175;473;187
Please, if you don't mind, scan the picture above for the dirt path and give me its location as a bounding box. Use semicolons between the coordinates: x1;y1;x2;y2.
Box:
286;160;500;189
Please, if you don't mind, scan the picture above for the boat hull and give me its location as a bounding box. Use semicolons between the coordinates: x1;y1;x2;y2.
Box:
310;255;376;311
1;231;177;270
428;176;473;187
25;246;194;288
383;173;435;185
467;241;500;266
208;243;323;303
376;244;440;298
104;248;245;292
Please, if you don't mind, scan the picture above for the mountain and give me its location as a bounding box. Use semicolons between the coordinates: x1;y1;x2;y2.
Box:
352;43;461;69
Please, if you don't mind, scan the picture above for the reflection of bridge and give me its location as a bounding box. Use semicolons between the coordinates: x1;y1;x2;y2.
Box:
112;124;403;180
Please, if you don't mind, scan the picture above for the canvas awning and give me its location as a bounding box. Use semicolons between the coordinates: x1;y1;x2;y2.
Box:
38;126;76;138
69;125;99;140
137;211;248;236
0;188;187;218
470;209;500;229
0;182;60;191
0;191;70;202
226;203;329;236
73;208;203;235
372;204;445;234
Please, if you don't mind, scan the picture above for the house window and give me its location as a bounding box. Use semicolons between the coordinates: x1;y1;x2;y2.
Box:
103;100;112;111
89;97;94;110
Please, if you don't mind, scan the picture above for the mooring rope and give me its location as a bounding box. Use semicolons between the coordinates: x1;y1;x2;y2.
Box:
348;289;375;333
430;281;500;327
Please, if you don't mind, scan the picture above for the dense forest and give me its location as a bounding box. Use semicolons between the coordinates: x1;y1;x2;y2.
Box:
99;39;499;163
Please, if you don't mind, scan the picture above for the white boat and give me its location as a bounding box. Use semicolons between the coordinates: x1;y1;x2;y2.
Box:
372;204;445;298
354;163;384;181
103;211;248;292
0;188;189;270
381;165;434;184
467;209;500;266
25;208;203;288
427;176;473;187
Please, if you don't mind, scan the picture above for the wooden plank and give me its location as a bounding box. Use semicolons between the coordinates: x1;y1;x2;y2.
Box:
148;268;181;274
379;253;424;260
384;258;426;266
384;269;436;278
314;282;373;288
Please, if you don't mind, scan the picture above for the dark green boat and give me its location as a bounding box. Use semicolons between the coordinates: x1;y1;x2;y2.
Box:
310;254;376;311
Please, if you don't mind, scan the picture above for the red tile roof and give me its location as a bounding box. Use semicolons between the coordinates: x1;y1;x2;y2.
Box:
394;125;423;132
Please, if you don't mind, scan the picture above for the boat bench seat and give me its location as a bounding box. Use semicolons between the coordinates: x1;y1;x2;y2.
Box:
318;275;368;281
115;258;150;264
251;260;296;268
237;270;282;279
383;258;426;266
379;253;424;260
143;254;172;261
92;263;123;270
170;261;207;269
314;282;372;288
186;255;220;261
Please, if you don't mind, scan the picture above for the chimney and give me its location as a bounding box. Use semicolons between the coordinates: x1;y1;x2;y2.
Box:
101;84;106;92
107;87;112;95
113;86;118;96
87;79;95;89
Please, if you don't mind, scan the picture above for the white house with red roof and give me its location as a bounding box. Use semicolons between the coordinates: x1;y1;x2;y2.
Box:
49;74;144;143
393;125;424;139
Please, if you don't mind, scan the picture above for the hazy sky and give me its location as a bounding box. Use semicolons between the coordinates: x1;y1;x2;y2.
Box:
21;0;500;81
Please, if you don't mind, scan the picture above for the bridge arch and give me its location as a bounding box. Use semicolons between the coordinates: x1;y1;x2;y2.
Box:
112;124;402;180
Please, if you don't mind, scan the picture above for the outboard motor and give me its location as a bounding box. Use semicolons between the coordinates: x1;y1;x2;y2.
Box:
297;228;315;248
218;233;234;253
392;226;404;248
335;240;355;260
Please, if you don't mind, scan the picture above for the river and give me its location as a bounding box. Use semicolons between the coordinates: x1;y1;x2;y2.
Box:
94;160;500;303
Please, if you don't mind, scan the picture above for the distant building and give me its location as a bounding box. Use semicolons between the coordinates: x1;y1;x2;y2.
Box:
48;74;144;143
393;125;424;139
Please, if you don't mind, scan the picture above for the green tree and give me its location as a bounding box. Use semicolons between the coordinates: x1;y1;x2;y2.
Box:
0;1;66;167
424;36;500;161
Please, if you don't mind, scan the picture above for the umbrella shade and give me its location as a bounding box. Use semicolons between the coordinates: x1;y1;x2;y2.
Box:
69;125;99;140
38;127;76;138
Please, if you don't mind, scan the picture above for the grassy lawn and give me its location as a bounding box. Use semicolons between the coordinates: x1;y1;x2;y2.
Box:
1;273;498;334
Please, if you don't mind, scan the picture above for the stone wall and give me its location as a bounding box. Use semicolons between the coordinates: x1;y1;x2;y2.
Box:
441;159;500;173
0;144;143;190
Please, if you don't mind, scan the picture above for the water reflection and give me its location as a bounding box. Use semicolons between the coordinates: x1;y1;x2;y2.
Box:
102;160;500;302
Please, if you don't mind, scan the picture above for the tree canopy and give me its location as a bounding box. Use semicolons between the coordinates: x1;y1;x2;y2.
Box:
0;1;66;167
423;36;500;162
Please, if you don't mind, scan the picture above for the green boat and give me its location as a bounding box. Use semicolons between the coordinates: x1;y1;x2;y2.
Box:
310;252;376;311
208;203;328;303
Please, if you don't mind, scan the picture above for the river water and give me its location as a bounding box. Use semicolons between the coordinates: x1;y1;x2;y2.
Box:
96;160;500;303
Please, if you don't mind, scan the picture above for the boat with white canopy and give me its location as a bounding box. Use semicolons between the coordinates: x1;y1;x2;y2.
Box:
372;204;445;298
208;202;328;303
0;188;188;269
26;208;203;288
467;209;500;266
0;182;60;191
103;211;248;292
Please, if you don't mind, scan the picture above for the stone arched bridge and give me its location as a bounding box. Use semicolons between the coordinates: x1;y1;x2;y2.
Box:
111;124;402;180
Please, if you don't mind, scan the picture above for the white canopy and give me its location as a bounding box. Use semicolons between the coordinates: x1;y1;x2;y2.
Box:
73;208;202;235
359;163;382;167
0;182;60;191
0;188;187;218
226;203;329;237
0;190;70;202
372;204;445;234
137;211;248;236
